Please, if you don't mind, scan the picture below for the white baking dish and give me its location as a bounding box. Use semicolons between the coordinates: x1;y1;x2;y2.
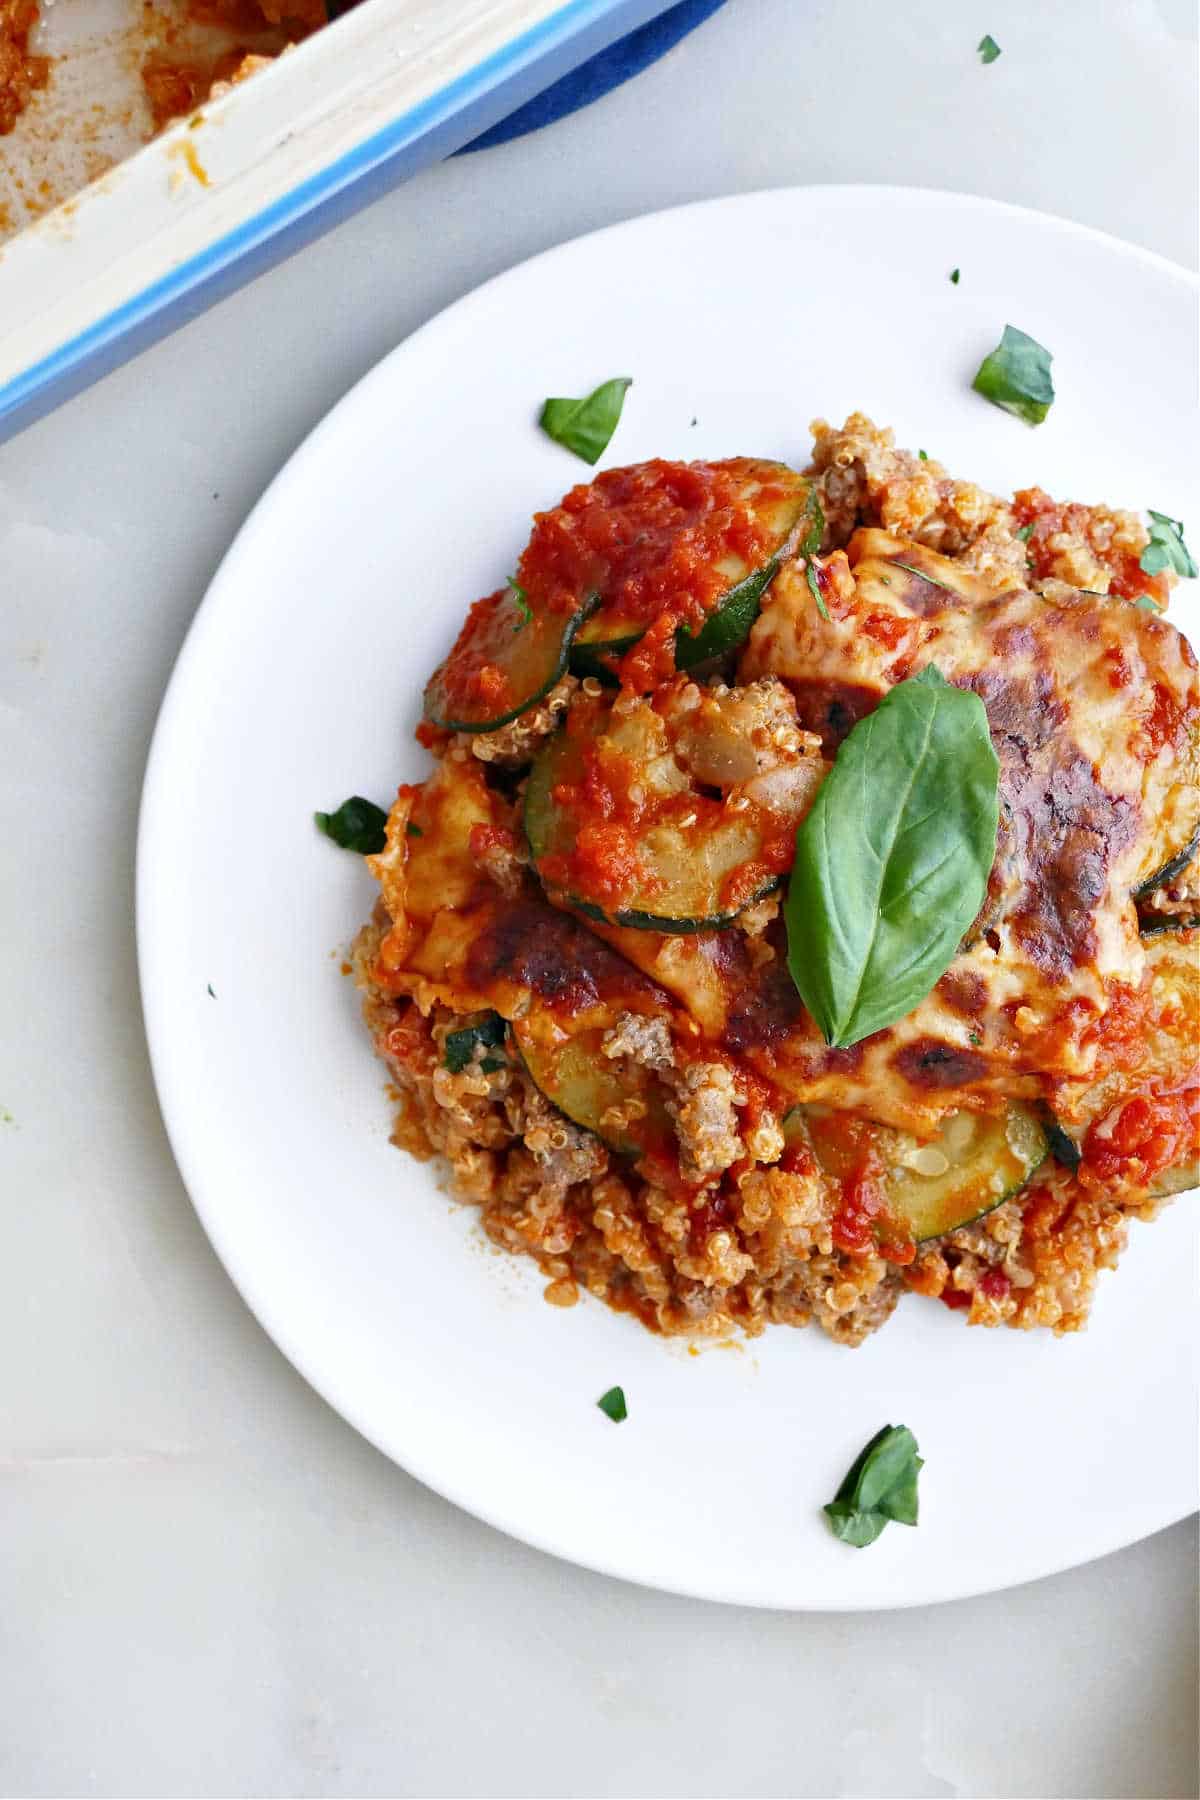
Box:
0;0;672;441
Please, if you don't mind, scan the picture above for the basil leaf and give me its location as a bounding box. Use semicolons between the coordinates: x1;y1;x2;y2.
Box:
800;488;830;621
823;1424;923;1548
972;325;1054;426
597;1385;627;1423
1016;523;1034;542
949;267;961;285
444;1014;507;1075
539;377;632;465
1141;511;1197;581
315;795;388;854
507;575;533;628
977;33;1001;62
823;1501;888;1548
785;665;999;1047
891;560;957;594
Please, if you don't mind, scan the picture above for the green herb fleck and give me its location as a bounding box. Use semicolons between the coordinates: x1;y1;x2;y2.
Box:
406;821;424;837
918;449;928;461
539;377;631;465
972;325;1054;426
949;268;961;285
1140;511;1197;581
969;1030;983;1046
891;560;957;593
507;576;533;629
597;1386;628;1423
824;1424;923;1547
444;1014;507;1075
1016;523;1034;542
785;666;999;1048
207;983;216;998
800;488;830;621
0;1107;15;1126
315;796;389;854
977;34;1001;63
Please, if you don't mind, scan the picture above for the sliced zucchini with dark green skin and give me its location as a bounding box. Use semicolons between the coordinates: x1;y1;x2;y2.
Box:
1038;1105;1082;1170
524;695;790;933
424;587;597;733
1132;825;1200;901
787;1104;1048;1243
512;1018;673;1158
567;461;810;678
1150;1159;1199;1199
674;559;785;671
1139;911;1200;937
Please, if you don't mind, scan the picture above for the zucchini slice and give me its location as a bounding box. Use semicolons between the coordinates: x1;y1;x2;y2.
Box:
525;684;823;933
1132;825;1200;901
1150;1159;1199;1199
1131;721;1200;899
788;1104;1047;1244
424;586;596;733
1038;1105;1082;1170
1139;911;1200;938
512;1017;673;1159
567;459;810;679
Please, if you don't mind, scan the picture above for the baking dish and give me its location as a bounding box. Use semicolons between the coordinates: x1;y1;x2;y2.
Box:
0;0;672;443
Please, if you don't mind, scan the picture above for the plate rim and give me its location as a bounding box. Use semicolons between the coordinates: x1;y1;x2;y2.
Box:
136;183;1199;1611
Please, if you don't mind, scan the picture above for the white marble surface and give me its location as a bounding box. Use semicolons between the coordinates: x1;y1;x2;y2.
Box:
1;0;1197;1794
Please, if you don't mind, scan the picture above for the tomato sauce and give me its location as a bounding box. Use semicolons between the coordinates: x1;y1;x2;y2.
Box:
1083;1081;1199;1185
1012;487;1170;608
814;1113;916;1263
517;459;791;640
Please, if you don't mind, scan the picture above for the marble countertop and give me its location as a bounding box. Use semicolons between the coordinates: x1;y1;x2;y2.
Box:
1;1;1196;1794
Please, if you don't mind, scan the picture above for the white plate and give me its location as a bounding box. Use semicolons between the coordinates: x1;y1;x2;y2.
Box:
138;187;1199;1610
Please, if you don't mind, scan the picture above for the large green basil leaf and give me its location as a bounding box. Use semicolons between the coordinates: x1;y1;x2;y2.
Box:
539;378;632;465
971;324;1054;425
823;1424;924;1548
785;665;999;1048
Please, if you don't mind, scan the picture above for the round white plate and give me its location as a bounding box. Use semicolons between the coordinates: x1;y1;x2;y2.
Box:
138;188;1199;1610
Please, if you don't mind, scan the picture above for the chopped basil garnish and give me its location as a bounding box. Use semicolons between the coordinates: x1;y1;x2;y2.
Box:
443;1014;507;1075
1016;523;1034;542
597;1386;628;1423
507;576;533;629
785;666;999;1048
824;1425;923;1547
406;821;424;837
315;796;389;854
972;325;1054;426
977;33;1001;63
949;267;961;285
539;377;631;465
800;488;830;621
1140;511;1197;581
207;983;216;998
917;449;928;461
891;560;957;593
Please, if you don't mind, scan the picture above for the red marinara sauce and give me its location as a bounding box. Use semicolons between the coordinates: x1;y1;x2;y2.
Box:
1083;1081;1200;1186
516;459;791;644
1011;487;1169;607
817;1114;916;1265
